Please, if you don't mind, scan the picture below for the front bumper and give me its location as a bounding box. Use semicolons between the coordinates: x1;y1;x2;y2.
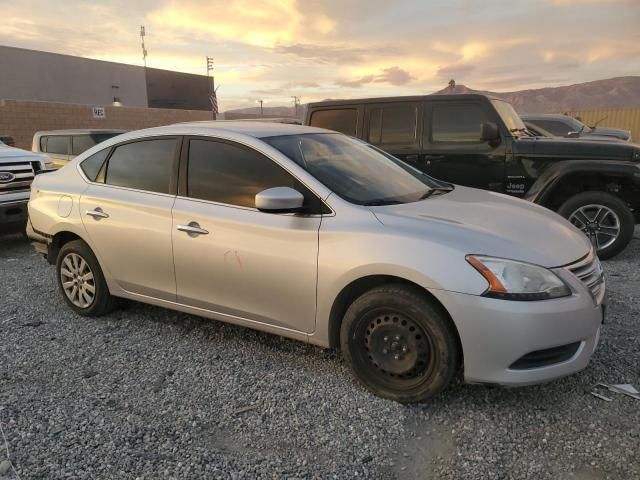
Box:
431;280;605;386
0;199;28;230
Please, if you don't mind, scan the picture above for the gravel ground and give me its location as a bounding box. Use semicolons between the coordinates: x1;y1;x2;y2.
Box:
0;228;638;479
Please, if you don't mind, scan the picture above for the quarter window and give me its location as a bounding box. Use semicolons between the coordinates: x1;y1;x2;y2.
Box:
105;138;177;194
431;104;489;142
187;139;322;211
45;136;70;155
80;148;110;182
309;109;358;136
367;104;418;146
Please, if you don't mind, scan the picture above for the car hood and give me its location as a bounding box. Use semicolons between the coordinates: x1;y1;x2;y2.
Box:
0;145;48;162
514;136;638;160
590;127;631;139
370;186;591;268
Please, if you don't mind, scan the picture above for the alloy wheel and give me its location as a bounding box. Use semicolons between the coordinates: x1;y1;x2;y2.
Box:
568;204;621;251
60;252;96;308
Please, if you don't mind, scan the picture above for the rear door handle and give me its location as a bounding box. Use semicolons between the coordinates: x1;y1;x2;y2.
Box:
85;208;109;219
177;222;209;236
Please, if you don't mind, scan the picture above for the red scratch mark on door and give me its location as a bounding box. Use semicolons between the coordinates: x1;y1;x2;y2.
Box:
224;250;242;268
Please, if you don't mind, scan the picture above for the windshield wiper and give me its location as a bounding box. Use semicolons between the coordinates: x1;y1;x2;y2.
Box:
419;186;454;200
362;199;404;206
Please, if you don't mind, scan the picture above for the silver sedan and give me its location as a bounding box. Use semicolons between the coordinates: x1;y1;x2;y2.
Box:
27;122;606;403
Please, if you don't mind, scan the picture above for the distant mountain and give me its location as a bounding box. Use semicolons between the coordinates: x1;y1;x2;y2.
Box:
222;76;640;118
433;76;640;113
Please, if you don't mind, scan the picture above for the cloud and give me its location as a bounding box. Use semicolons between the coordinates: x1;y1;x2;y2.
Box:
436;63;476;80
336;66;415;88
273;43;402;65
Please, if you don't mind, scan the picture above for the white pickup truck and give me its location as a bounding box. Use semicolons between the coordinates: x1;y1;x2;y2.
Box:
0;143;51;232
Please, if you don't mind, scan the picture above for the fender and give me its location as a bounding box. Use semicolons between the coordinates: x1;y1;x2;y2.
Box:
524;159;640;206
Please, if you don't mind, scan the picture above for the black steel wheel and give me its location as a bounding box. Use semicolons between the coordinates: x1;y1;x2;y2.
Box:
341;285;460;403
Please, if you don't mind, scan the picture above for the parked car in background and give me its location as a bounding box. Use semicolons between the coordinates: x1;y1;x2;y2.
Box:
32;129;126;168
0;134;16;147
27;122;605;403
0;143;51;232
521;114;632;142
305;94;640;259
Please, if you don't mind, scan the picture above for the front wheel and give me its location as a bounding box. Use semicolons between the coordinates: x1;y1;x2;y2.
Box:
557;191;635;260
56;239;116;316
340;285;460;403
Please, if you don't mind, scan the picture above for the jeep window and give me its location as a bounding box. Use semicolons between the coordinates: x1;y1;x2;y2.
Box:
265;133;441;205
431;104;489;142
45;136;70;155
309;109;357;136
104;138;177;194
368;103;418;146
491;100;526;132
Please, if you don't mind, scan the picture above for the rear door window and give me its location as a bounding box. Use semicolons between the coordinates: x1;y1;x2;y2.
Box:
367;103;419;147
104;138;178;194
309;109;358;136
45;136;70;154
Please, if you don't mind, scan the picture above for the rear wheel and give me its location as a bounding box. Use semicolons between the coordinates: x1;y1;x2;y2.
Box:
340;285;459;403
56;239;116;316
557;191;634;260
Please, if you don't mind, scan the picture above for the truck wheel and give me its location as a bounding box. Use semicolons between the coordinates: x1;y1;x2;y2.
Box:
340;284;459;403
557;191;634;260
56;239;116;316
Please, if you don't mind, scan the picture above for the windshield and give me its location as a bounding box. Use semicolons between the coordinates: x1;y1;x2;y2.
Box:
564;116;592;134
265;133;443;205
491;100;526;132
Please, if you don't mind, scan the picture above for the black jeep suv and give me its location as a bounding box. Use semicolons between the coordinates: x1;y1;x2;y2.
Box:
305;94;640;259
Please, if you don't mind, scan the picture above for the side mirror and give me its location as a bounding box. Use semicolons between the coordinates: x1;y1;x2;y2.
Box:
567;131;580;138
255;187;305;213
480;122;500;145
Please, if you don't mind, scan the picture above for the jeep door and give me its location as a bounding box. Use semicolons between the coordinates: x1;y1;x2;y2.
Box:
79;137;180;301
363;102;425;172
422;100;507;191
171;137;322;333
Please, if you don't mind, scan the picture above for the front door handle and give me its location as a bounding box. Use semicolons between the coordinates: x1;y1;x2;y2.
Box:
177;222;209;236
423;155;445;160
85;208;109;219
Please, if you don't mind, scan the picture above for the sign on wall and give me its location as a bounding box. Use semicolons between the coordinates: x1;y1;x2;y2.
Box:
92;106;106;119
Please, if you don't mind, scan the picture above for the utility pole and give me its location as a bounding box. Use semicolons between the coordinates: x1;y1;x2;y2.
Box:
140;26;148;67
207;56;216;119
257;99;264;117
291;96;300;117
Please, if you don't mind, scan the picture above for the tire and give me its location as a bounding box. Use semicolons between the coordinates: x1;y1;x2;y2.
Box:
340;284;460;403
56;239;116;316
557;191;634;260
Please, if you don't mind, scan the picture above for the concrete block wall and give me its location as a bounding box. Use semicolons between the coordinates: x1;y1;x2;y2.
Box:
0;99;213;150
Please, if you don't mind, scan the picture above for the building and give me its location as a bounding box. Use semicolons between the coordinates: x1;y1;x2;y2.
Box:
0;45;215;149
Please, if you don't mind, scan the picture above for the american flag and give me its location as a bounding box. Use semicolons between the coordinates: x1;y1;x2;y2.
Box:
209;89;219;115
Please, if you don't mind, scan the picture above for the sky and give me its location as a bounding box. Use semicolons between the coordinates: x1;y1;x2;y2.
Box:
0;0;639;111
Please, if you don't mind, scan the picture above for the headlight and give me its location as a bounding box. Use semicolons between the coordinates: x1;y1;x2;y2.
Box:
466;255;571;301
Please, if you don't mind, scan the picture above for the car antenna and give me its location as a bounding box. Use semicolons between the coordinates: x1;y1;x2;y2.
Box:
590;115;608;130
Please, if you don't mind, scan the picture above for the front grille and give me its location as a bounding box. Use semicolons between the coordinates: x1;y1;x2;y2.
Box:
509;342;581;370
567;250;604;301
0;161;35;195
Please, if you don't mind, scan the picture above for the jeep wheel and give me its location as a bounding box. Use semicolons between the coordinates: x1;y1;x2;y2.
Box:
56;239;116;316
558;191;634;260
340;285;459;403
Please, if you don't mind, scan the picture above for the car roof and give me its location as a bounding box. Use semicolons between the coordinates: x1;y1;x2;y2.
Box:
307;93;501;108
167;121;328;138
33;129;127;136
